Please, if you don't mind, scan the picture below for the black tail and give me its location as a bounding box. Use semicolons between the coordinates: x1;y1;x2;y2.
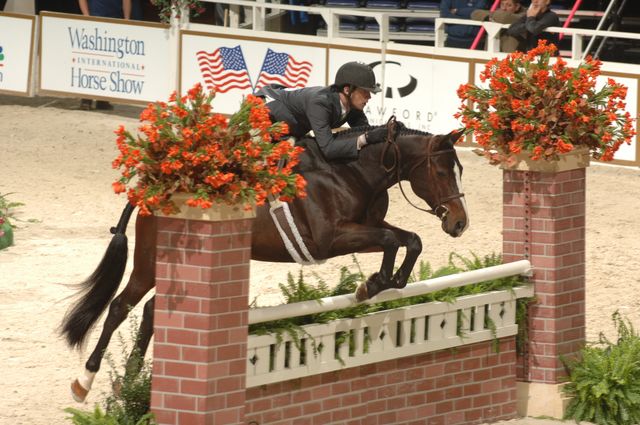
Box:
60;203;135;348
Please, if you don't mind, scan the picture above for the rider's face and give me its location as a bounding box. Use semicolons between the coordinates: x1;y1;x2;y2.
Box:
349;87;372;111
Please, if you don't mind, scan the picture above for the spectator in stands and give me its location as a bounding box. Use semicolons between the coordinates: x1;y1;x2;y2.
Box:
439;0;489;49
506;0;560;52
77;0;141;110
35;0;82;14
471;0;526;52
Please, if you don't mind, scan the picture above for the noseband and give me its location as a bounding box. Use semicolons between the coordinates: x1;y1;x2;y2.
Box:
379;121;465;219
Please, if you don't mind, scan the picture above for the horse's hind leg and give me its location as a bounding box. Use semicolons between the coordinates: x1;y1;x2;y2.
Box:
71;276;154;401
71;217;157;402
124;296;155;378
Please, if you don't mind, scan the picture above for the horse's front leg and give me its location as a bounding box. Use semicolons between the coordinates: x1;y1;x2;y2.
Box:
381;222;422;289
329;223;402;302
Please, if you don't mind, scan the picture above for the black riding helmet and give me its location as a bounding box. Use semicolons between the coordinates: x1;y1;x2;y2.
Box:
334;62;381;94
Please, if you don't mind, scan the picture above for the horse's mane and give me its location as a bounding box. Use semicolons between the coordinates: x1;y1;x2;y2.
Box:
333;125;434;141
295;125;438;171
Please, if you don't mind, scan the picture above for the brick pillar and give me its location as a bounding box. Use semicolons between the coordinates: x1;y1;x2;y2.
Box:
150;203;255;425
502;152;588;418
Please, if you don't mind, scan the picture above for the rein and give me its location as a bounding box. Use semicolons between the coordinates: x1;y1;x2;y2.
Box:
379;118;464;218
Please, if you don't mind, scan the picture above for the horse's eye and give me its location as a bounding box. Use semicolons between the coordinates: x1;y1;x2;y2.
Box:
436;170;447;177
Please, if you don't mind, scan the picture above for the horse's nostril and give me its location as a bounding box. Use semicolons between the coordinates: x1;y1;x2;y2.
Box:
456;221;465;232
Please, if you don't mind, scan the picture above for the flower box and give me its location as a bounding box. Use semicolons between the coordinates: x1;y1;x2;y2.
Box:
156;193;256;221
0;221;13;250
500;146;590;173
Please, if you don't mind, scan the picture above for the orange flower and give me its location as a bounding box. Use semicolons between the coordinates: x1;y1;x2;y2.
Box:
112;181;127;194
556;140;574;154
112;84;307;215
456;39;635;165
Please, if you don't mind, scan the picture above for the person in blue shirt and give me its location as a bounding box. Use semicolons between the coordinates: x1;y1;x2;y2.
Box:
440;0;489;48
77;0;141;110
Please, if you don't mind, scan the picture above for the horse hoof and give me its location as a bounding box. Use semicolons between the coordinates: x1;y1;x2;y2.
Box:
355;282;369;302
71;379;89;403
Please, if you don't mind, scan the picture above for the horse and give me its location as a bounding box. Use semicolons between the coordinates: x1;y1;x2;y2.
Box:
60;123;469;402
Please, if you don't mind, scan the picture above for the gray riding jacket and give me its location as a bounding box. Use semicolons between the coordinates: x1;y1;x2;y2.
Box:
257;85;369;161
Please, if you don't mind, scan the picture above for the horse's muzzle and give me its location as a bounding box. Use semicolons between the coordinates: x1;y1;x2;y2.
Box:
440;207;467;237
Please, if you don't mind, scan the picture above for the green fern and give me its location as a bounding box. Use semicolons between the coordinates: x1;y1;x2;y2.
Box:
65;406;119;425
564;311;640;425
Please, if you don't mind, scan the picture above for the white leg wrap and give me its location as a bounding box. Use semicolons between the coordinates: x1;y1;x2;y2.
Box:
78;370;96;390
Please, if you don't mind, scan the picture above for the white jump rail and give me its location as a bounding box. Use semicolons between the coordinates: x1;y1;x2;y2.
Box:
249;259;532;324
247;260;533;387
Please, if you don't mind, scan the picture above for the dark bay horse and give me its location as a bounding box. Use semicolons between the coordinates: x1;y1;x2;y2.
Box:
61;125;468;401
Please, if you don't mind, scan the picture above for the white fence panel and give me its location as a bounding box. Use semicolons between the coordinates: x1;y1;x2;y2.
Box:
247;285;533;387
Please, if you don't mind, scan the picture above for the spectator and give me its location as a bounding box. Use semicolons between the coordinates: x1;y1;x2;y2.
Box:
35;0;82;14
506;0;560;52
439;0;489;49
77;0;140;110
471;0;526;52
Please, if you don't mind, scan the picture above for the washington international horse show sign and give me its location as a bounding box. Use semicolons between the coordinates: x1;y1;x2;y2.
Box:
38;12;171;103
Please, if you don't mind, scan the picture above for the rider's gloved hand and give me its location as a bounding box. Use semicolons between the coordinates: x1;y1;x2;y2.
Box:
365;127;387;144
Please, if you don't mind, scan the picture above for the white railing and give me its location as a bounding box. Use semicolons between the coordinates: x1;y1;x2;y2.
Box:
433;18;640;61
247;260;533;387
192;1;640;65
249;259;532;324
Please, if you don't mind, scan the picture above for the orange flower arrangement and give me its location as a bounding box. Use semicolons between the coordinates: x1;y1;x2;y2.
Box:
456;40;636;165
112;83;307;216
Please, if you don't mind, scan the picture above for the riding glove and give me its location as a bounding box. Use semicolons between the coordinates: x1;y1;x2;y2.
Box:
365;127;388;144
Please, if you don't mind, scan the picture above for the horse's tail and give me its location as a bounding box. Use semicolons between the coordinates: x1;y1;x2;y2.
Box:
60;203;136;349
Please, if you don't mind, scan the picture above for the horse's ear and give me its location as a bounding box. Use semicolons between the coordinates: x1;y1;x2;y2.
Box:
447;130;463;144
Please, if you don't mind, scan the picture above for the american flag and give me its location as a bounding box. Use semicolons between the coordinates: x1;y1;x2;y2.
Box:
196;46;252;93
255;49;313;90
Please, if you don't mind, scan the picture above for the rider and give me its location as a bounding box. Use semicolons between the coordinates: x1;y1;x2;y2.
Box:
256;61;389;161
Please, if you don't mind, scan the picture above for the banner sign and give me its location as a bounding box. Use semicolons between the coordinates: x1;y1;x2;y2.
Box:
0;13;36;96
39;12;171;103
180;31;327;115
329;49;467;134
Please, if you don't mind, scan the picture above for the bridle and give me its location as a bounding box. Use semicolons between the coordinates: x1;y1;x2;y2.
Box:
379;117;465;219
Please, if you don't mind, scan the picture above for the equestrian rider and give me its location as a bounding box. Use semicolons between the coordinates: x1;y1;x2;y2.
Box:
256;61;389;161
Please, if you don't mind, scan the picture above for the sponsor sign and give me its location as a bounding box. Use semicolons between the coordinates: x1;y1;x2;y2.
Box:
0;13;36;95
39;12;171;103
180;31;326;115
330;49;468;134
